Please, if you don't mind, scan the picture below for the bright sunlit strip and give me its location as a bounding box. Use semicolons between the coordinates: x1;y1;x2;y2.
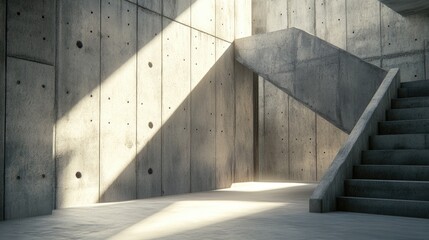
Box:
108;200;285;240
218;182;309;192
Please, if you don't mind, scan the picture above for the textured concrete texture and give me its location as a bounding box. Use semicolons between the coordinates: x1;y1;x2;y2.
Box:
310;69;400;212
0;182;428;240
379;0;429;16
1;0;251;220
252;0;429;82
235;28;387;132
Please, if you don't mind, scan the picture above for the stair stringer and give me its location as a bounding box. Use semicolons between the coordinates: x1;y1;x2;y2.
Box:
309;69;400;212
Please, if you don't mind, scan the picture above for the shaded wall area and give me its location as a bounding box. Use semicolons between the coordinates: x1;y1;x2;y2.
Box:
250;0;427;182
0;0;254;220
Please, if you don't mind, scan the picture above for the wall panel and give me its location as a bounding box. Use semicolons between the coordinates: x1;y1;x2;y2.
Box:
191;0;215;35
315;0;346;49
316;116;347;181
289;97;316;181
383;54;425;82
288;0;315;35
215;39;234;188
346;0;381;59
100;0;137;202
7;0;55;64
56;0;100;208
162;18;191;195
164;0;191;25
261;81;289;181
381;5;429;56
137;8;162;199
0;0;5;221
138;0;162;14
5;57;54;219
216;0;234;41
234;61;254;182
235;0;252;38
266;0;287;32
191;30;216;192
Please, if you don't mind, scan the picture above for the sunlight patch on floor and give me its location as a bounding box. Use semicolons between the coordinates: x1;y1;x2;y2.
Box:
108;200;285;240
218;182;309;192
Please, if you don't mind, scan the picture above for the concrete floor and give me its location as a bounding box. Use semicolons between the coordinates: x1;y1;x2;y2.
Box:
0;182;428;240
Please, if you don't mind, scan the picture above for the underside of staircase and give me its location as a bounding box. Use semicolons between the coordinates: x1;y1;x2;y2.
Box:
337;79;429;218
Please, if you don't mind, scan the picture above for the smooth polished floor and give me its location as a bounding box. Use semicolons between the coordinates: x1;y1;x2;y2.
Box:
0;182;428;240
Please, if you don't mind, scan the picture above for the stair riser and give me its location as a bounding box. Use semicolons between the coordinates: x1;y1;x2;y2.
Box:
387;108;429;121
344;180;429;201
353;166;429;181
401;80;429;89
370;134;429;150
392;98;429;109
337;197;429;218
379;120;429;134
362;150;429;165
398;88;429;98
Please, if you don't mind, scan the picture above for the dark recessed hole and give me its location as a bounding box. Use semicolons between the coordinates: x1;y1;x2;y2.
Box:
91;11;94;14
148;122;153;129
108;16;110;19
415;75;418;78
127;9;130;12
17;80;21;85
42;15;45;19
76;40;83;48
42;174;46;178
415;38;418;41
127;100;130;103
127;42;129;45
90;30;93;33
108;122;110;124
67;22;69;25
76;172;82;178
127;123;129;125
90;94;93;97
16;176;21;180
43;37;46;41
148;168;153;175
66;90;69;94
42;84;45;88
17;12;20;16
148;62;153;68
108;97;111;100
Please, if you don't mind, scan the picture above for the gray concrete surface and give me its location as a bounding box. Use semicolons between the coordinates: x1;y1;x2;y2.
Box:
235;28;387;132
5;57;55;219
0;0;5;221
310;69;400;212
379;0;429;16
0;182;428;240
1;0;249;220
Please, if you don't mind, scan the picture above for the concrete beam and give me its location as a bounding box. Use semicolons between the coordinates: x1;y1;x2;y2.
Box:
235;28;387;132
379;0;429;16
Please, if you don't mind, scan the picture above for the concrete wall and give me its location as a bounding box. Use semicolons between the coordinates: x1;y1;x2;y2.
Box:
0;0;5;222
251;0;428;182
1;0;253;220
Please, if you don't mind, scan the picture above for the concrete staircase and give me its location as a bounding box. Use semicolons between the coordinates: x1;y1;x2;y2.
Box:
337;79;429;218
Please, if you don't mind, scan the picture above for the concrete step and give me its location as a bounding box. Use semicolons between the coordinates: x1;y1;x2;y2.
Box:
398;87;429;98
391;97;429;109
344;179;429;201
362;150;429;165
379;119;429;134
401;79;429;89
387;107;429;120
337;197;429;218
353;165;429;181
370;134;429;150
